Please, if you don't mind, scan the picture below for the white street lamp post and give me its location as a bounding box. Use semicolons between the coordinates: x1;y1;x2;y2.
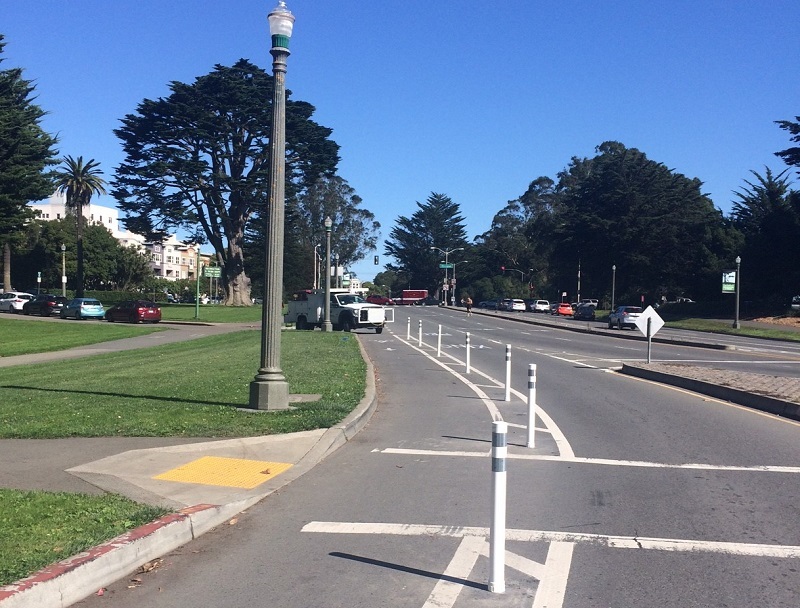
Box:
733;255;741;329
323;216;333;332
611;264;616;311
61;244;67;297
249;1;295;410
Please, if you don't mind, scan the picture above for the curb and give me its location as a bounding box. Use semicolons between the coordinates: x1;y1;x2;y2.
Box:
619;363;800;422
0;335;379;608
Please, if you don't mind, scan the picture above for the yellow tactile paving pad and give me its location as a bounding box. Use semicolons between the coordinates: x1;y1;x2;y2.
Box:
154;456;293;489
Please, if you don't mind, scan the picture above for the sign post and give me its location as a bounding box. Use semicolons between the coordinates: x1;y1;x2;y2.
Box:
634;306;665;363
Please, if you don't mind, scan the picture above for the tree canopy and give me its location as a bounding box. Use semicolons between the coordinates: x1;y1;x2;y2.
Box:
55;156;106;297
775;116;800;171
0;35;59;289
384;193;468;295
112;59;340;305
412;143;742;307
11;218;151;292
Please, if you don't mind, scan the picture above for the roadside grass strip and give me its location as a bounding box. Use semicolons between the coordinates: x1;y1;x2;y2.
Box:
0;489;168;587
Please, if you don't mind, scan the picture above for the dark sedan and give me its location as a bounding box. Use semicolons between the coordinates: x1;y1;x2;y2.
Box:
105;300;161;323
22;294;68;317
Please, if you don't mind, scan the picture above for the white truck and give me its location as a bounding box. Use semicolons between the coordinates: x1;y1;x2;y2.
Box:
284;289;392;333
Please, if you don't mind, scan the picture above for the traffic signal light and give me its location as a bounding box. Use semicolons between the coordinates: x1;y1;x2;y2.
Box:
374;255;379;265
500;266;505;271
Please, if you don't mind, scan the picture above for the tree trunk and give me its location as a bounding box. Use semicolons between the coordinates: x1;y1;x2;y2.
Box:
76;200;85;298
2;241;11;291
223;240;252;306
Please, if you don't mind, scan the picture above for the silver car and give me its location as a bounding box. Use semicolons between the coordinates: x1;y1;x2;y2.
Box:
608;305;643;329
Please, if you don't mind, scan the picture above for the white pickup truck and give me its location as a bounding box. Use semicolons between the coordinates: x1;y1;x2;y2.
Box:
284;289;392;333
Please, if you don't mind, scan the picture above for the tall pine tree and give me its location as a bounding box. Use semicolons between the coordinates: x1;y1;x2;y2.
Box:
0;35;59;290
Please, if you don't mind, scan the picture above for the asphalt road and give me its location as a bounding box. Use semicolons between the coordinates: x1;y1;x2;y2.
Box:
76;308;800;607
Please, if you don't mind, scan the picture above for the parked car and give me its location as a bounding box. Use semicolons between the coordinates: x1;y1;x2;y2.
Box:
22;294;68;316
0;291;34;313
500;298;526;312
792;295;800;311
554;302;573;316
105;300;162;323
579;298;598;307
573;302;596;321
366;295;395;305
608;305;643;329
478;299;498;309
530;299;550;313
60;298;106;320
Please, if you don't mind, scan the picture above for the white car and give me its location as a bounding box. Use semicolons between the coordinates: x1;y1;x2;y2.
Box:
0;291;34;313
499;298;526;311
608;305;643;329
531;299;550;313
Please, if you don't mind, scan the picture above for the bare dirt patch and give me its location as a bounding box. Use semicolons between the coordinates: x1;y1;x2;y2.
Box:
752;315;800;328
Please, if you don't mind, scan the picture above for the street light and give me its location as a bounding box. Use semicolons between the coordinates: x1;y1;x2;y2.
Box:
332;253;340;288
448;260;469;305
733;255;741;329
611;264;616;311
60;244;66;297
431;246;464;305
322;217;333;332
249;1;295;411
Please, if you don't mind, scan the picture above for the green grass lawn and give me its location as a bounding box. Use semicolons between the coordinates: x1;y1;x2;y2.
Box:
0;329;366;586
0;490;169;586
0;318;164;357
160;304;263;323
664;317;800;341
0;330;366;438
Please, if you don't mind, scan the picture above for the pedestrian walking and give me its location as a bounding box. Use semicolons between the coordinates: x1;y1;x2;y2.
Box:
465;296;473;316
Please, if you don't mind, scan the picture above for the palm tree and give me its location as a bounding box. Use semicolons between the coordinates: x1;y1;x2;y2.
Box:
55;156;106;297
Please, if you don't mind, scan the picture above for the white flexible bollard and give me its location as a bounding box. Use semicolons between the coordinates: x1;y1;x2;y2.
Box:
407;316;411;340
437;324;442;357
465;332;471;374
489;420;507;593
504;344;511;402
418;319;423;346
527;364;537;448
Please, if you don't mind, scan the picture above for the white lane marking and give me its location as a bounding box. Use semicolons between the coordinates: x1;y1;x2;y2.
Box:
303;521;800;559
422;536;485;608
378;447;800;473
532;542;573;608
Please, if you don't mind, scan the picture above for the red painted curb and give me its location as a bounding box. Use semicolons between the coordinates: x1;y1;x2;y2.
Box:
0;504;216;602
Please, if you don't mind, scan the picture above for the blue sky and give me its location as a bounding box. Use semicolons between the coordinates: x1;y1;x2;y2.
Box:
3;1;798;282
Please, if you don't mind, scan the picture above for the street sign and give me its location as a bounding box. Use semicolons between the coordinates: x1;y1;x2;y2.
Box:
722;270;736;293
439;263;454;269
634;306;664;337
203;267;222;278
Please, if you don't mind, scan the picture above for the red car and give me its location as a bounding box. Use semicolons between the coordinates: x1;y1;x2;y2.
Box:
105;300;161;323
554;302;573;316
366;295;395;305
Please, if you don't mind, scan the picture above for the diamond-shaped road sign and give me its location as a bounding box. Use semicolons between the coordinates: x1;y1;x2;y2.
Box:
634;305;665;337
